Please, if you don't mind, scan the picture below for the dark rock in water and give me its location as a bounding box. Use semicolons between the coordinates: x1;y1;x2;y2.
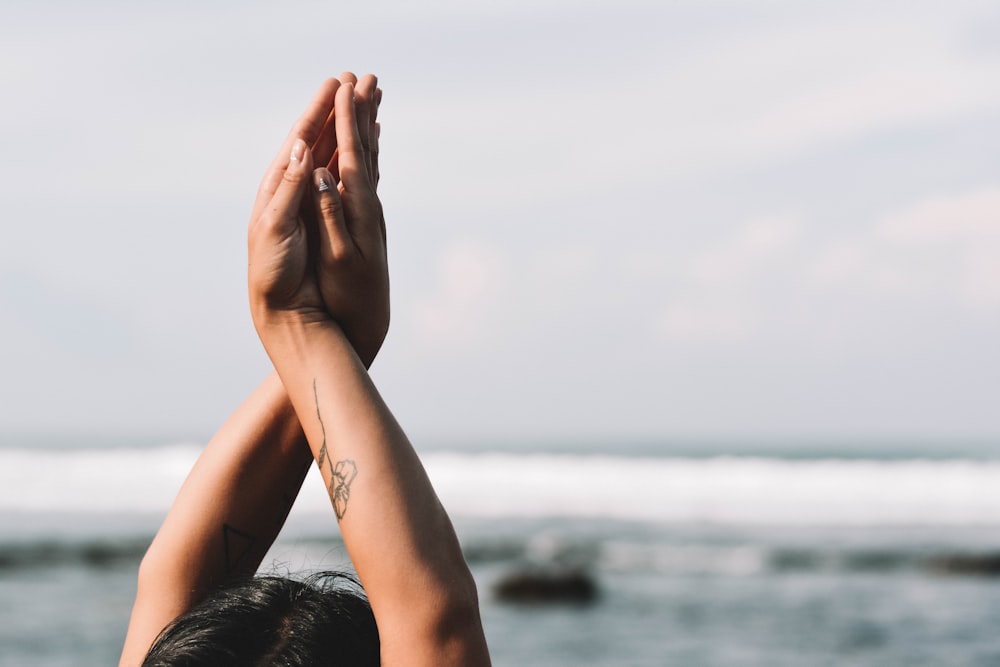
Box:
494;566;598;604
925;553;1000;577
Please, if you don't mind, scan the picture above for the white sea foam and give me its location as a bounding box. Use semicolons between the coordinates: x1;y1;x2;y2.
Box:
2;446;1000;525
425;453;1000;525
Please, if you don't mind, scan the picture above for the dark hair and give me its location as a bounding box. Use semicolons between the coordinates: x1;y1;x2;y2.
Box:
142;572;379;667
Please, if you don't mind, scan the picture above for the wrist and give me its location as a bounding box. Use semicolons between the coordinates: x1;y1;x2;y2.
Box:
253;306;340;350
256;315;367;407
251;300;329;334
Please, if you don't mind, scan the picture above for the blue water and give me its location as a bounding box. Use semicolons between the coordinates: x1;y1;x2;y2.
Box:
1;438;1000;665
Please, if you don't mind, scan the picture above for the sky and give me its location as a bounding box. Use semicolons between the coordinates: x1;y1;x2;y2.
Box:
1;0;999;445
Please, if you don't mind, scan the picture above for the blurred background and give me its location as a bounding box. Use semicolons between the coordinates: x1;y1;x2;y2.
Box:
1;0;999;665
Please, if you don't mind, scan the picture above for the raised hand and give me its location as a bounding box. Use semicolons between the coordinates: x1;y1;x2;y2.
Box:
246;76;491;667
248;75;389;367
248;79;337;325
311;74;388;367
248;133;326;323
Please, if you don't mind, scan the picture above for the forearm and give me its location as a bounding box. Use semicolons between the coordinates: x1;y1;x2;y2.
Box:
120;371;312;666
260;316;490;666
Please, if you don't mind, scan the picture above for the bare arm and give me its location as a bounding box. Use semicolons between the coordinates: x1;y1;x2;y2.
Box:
119;77;390;666
118;372;310;667
248;81;491;666
260;317;490;665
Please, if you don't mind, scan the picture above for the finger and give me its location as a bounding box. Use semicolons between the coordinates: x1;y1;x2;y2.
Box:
334;82;370;192
288;78;339;146
312;167;352;261
321;75;361;177
354;74;378;184
312;110;338;169
311;81;345;169
331;72;361;180
326;146;341;186
256;139;314;236
373;120;381;188
252;79;338;220
371;88;382;189
253;79;337;219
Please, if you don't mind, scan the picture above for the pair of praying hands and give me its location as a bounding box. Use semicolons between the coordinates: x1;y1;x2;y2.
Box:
248;73;388;367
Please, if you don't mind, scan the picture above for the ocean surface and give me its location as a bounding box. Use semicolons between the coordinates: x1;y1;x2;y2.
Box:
2;438;1000;666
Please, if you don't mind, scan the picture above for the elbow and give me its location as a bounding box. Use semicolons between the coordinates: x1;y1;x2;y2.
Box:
135;545;160;594
440;568;482;623
134;540;187;606
134;549;168;617
425;566;489;654
135;539;172;592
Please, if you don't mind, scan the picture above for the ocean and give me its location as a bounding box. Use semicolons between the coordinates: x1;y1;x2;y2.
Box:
2;438;1000;666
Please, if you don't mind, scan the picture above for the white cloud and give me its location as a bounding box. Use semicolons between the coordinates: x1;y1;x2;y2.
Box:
412;241;507;344
689;217;800;286
384;3;1000;210
657;182;1000;347
964;249;1000;307
808;187;1000;308
878;187;1000;244
732;52;1000;164
809;242;872;288
654;217;800;341
876;186;1000;307
633;7;1000;184
807;241;928;299
658;302;755;341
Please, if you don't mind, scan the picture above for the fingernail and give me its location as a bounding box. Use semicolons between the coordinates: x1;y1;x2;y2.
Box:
316;172;331;192
290;139;305;163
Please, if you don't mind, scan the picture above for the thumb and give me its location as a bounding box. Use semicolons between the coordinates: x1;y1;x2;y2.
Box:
312;167;352;261
259;139;314;234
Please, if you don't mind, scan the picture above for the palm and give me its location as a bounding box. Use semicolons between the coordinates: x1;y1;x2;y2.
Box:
248;138;326;322
254;217;324;315
315;198;388;366
312;75;388;366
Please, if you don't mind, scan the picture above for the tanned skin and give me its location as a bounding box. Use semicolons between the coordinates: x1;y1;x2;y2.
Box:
120;75;490;667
